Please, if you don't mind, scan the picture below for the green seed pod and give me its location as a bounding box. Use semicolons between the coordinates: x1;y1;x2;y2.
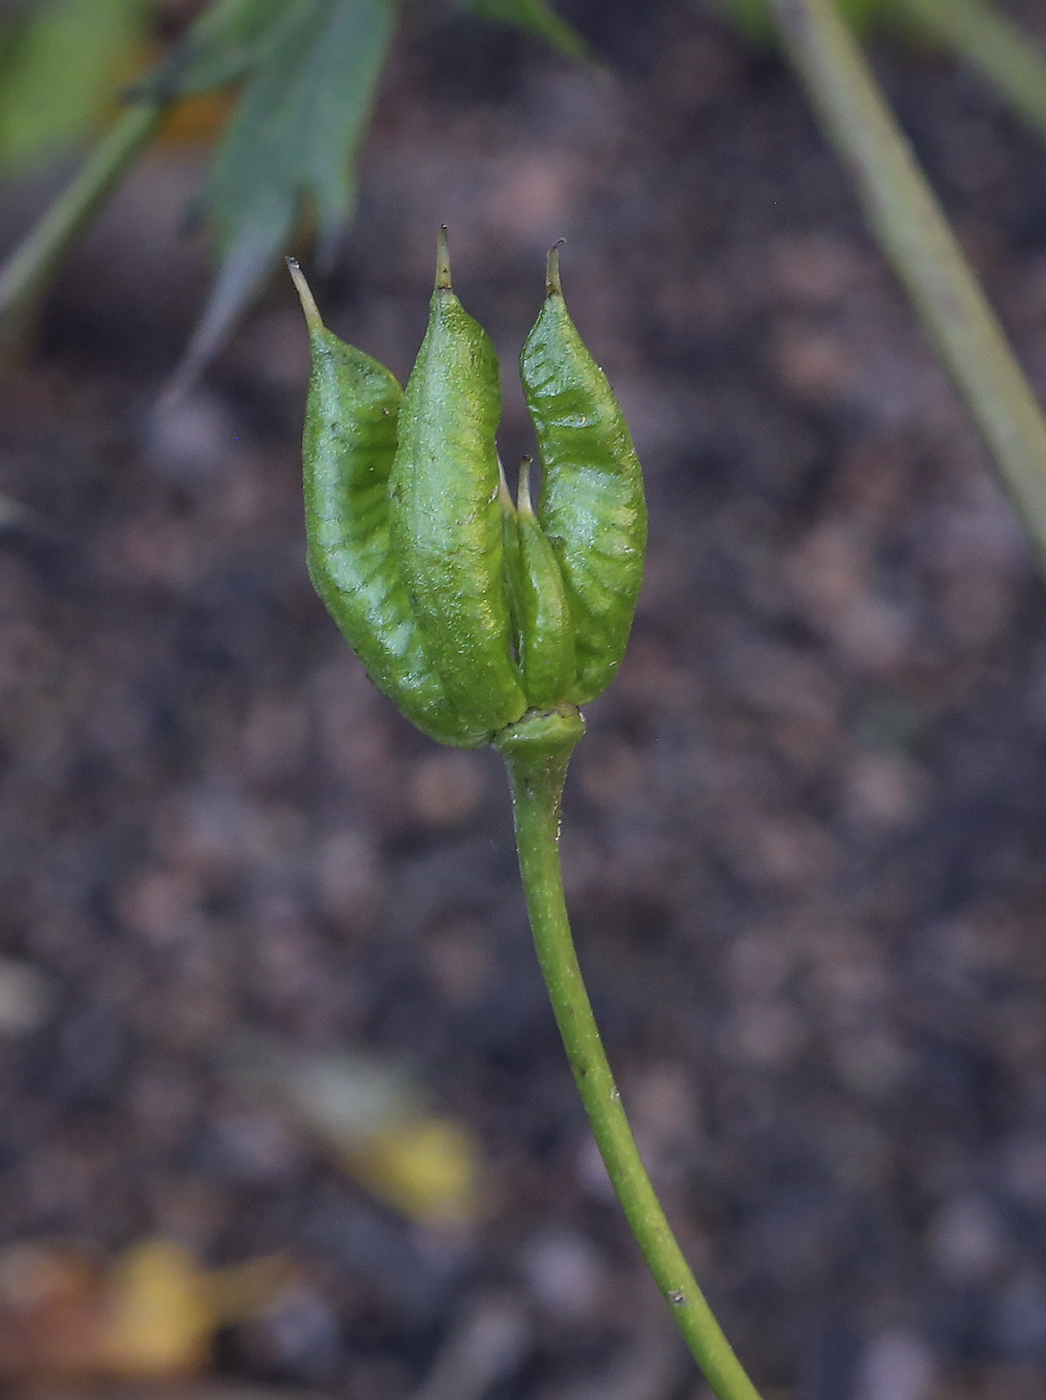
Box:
388;229;526;733
291;260;490;749
520;246;647;706
513;458;577;709
499;458;526;650
294;236;645;749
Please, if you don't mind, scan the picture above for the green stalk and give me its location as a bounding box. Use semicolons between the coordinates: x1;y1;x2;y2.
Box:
892;0;1046;145
766;0;1046;573
0;99;163;336
494;710;764;1400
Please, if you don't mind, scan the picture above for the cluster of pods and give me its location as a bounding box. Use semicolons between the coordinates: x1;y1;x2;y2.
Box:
291;230;646;749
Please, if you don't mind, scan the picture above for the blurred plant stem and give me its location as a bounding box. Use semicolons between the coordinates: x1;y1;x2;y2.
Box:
894;0;1046;144
497;720;765;1400
767;0;1046;573
0;98;162;341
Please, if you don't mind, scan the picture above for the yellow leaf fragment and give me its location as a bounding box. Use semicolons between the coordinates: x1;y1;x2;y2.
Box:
0;1236;296;1383
101;1239;212;1379
342;1115;483;1230
223;1036;486;1227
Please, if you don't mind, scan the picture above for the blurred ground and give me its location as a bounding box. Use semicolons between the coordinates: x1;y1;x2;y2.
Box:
3;2;1046;1397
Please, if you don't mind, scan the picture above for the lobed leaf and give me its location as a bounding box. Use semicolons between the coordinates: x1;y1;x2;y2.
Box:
134;0;289;100
167;0;398;395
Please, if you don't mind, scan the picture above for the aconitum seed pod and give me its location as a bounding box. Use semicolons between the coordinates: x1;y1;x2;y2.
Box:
292;233;646;747
388;229;527;734
521;245;647;707
289;259;489;749
509;458;577;710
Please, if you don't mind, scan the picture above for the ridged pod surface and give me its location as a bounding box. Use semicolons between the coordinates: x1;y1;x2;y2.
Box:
388;231;526;733
512;460;576;708
520;247;647;705
291;261;489;748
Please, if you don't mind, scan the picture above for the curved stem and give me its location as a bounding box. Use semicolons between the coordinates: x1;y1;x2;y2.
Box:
767;0;1046;574
0;99;164;337
495;710;764;1400
893;0;1046;147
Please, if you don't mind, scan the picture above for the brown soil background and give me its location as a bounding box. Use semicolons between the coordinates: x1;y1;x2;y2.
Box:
3;2;1046;1396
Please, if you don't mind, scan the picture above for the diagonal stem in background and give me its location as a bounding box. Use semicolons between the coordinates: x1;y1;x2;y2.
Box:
0;100;164;342
767;0;1046;574
893;0;1046;146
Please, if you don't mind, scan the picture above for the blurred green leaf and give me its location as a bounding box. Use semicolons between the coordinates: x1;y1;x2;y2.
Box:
136;0;289;98
167;0;398;394
706;0;886;42
459;0;592;62
0;0;151;179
